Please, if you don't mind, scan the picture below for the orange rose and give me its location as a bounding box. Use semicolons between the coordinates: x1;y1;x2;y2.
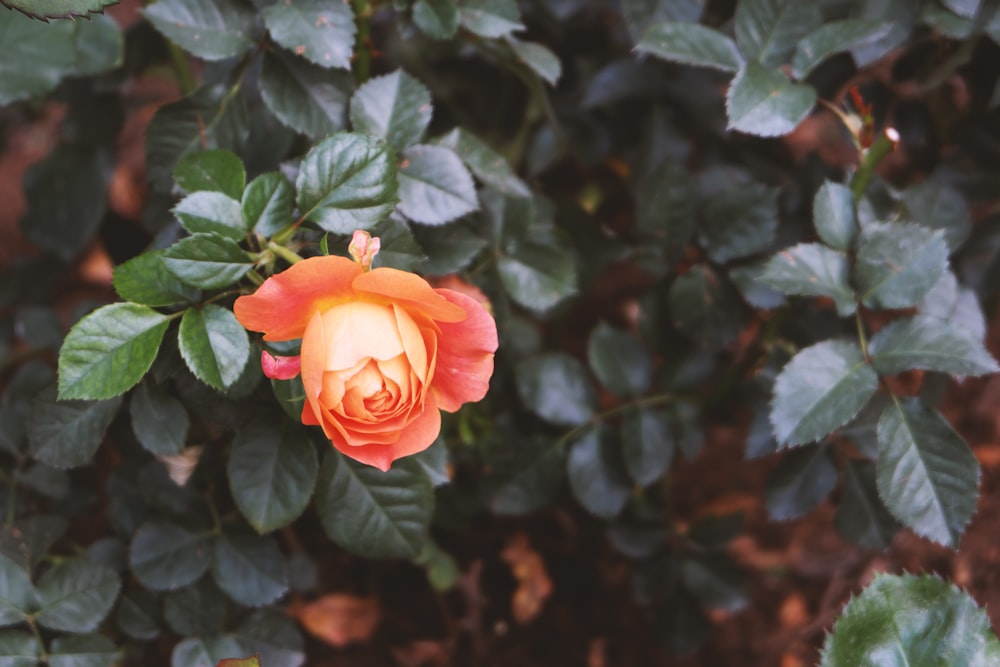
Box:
233;248;497;471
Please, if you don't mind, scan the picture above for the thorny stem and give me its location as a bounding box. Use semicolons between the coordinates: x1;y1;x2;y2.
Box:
849;128;898;202
168;43;197;95
352;0;373;85
552;392;677;451
268;241;305;266
855;310;870;361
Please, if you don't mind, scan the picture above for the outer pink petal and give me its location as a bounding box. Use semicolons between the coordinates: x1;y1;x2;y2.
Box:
260;351;301;380
234;255;362;341
431;288;498;412
353;268;466;323
300;310;329;435
331;397;442;471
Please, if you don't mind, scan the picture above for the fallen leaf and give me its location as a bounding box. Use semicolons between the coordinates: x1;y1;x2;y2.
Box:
500;533;553;624
289;593;381;648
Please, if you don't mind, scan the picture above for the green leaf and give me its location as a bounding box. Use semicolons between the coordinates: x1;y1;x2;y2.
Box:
876;398;979;547
813;180;857;252
48;633;120;667
901;180;972;251
497;241;577;312
760;243;855;316
113;251;202;307
921;2;977;39
734;0;822;68
726;61;816;137
130;380;189;457
791;20;896;79
350;70;432;151
178;305;251;392
27;389;122;469
457;0;524;38
819;573;1000;667
763;443;837;520
413;0;458;39
0;10;74;105
669;264;745;349
174;191;248;242
228;420;318;533
621;407;674;486
397;144;478;225
635;161;697;266
143;0;256;61
115;590;161;640
506;37;561;85
834;460;898;549
0;630;40;667
262;0;356;70
0;554;34;627
161;233;254;290
163;578;226;637
0;0;115;18
243;172;295;238
770;340;878;447
730;260;785;309
146;85;249;192
433;128;530;198
316;453;433;559
919;271;986;340
259;50;353;139
869;315;998;377
699;182;779;263
69;13;123;76
567;427;631;519
232;607;306;667
212;531;288;607
35;559;120;633
129;521;212;590
296;132;399;234
855;222;949;309
635;22;743;73
0;516;67;573
681;554;748;612
171;637;245;667
232;608;305;667
587;322;652;398
943;0;981;17
21;144;110;261
621;0;704;40
413;220;486;275
515;353;596;426
491;442;565;515
173;149;246;199
370;214;425;271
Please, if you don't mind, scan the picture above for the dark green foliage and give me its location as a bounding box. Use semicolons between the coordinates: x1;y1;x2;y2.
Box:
3;0;999;663
820;574;1000;666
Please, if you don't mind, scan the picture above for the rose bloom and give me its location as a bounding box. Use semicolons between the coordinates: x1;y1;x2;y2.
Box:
234;255;497;471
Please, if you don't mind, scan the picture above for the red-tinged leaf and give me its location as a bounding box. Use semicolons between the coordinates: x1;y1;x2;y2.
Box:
216;656;261;667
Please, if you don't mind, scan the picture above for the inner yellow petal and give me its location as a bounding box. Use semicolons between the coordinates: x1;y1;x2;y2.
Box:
320;301;405;371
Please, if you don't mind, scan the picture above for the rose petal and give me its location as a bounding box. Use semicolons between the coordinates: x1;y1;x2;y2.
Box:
234;255;361;341
320;301;406;371
260;351;302;380
431;288;498;412
353;268;466;323
332;396;442;471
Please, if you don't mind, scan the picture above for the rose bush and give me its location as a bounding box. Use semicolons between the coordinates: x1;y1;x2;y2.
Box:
234;246;498;471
